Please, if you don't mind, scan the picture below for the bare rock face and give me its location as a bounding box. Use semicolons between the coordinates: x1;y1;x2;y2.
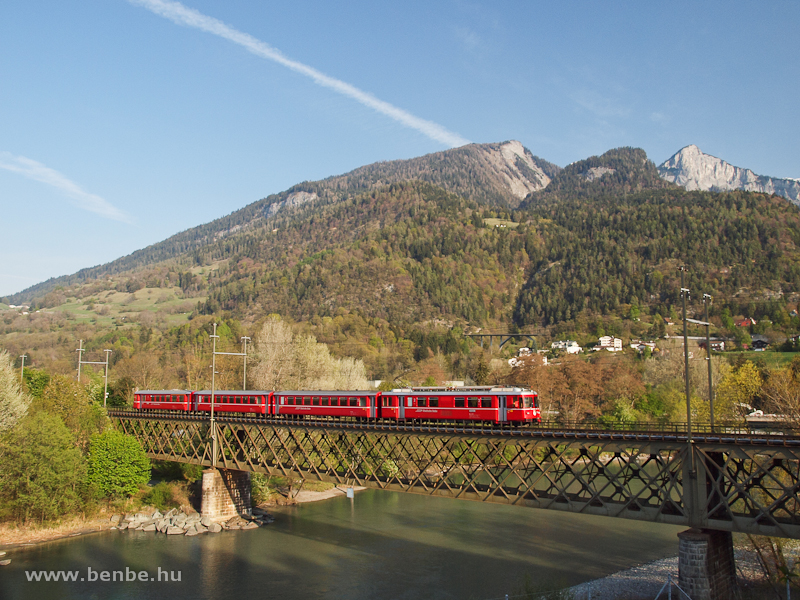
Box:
658;145;800;205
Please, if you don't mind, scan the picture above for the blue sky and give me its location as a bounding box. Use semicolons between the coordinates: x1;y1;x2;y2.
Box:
1;1;798;297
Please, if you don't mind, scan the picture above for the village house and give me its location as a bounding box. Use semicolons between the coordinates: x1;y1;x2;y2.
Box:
550;340;582;354
596;336;623;352
629;340;656;353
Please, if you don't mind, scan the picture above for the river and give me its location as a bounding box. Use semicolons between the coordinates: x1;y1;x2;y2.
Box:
1;490;683;600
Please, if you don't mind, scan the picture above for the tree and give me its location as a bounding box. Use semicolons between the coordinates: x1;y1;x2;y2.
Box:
762;366;800;426
651;315;666;339
251;316;295;390
0;412;86;523
0;349;30;433
251;315;369;390
713;361;762;420
86;430;150;498
35;374;108;450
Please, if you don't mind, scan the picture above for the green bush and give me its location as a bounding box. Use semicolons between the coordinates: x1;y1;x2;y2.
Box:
87;430;150;498
142;482;179;511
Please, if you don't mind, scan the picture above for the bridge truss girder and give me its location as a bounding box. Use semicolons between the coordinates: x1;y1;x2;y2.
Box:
113;415;800;539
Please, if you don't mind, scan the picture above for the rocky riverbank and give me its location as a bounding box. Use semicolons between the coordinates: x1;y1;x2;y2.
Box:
566;546;769;600
0;486;353;551
110;507;274;536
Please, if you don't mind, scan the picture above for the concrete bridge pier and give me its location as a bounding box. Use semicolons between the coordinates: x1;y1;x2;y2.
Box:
201;468;252;520
678;528;736;600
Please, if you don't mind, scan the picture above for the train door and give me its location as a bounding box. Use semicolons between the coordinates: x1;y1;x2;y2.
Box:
398;396;405;419
498;395;507;422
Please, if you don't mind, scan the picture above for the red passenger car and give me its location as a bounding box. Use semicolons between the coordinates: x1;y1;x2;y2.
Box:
273;391;378;419
134;390;192;411
193;390;271;415
381;386;539;424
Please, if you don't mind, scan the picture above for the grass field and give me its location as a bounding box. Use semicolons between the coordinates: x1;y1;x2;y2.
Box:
48;286;204;328
483;218;519;229
724;350;798;368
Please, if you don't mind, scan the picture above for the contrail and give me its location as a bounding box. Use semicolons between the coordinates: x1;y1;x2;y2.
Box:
0;152;133;223
129;0;471;148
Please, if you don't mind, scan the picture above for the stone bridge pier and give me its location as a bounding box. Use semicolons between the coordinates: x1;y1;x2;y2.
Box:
200;468;252;520
678;528;736;600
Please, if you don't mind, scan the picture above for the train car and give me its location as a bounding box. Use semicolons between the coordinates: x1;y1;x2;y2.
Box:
193;390;271;415
273;390;379;419
381;386;539;424
134;390;192;411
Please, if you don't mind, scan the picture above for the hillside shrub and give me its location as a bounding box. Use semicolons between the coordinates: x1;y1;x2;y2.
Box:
87;430;150;498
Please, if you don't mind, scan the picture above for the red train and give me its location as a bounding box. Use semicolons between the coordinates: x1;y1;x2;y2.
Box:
133;386;540;424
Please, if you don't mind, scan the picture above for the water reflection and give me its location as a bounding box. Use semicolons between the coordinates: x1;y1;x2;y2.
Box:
1;490;683;600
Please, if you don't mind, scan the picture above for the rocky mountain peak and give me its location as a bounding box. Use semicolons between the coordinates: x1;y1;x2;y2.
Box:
658;145;800;205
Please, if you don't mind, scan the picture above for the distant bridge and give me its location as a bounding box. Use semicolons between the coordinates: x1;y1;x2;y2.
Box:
110;411;800;540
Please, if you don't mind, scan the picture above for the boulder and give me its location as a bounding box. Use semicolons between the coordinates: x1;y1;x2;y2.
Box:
242;522;259;530
0;560;11;566
200;516;212;528
151;510;163;520
166;526;184;535
142;524;157;532
109;515;121;525
165;508;177;518
117;523;129;531
208;523;222;534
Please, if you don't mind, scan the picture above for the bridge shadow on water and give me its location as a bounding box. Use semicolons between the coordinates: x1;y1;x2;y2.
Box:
2;490;684;600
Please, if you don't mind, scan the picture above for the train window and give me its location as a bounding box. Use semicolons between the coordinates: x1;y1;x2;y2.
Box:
301;397;308;406
481;397;492;408
322;397;329;406
312;397;320;406
418;397;427;407
523;397;533;408
468;397;479;408
349;397;357;407
455;397;465;408
534;396;539;408
359;397;367;407
429;397;439;407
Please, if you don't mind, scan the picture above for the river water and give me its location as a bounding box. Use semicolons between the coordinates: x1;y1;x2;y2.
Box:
2;490;683;600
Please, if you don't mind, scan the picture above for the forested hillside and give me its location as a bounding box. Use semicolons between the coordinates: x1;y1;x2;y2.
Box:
7;141;556;304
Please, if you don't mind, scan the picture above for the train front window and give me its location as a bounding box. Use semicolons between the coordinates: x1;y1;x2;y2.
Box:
523;397;533;408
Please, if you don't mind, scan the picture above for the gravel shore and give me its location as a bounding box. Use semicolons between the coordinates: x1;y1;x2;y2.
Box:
567;548;766;600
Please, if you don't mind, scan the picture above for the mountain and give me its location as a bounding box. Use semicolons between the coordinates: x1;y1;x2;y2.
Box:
6;141;558;304
521;147;675;207
658;145;800;205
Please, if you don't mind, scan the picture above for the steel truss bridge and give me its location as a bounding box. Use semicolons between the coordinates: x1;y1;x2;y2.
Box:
110;411;800;539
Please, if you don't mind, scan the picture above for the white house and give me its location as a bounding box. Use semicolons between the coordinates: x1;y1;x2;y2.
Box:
630;340;656;353
596;336;623;352
551;340;582;354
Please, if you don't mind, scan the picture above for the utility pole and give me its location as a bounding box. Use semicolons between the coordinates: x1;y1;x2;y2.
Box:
76;339;85;381
210;323;219;466
681;267;692;443
103;349;112;408
20;354;26;385
241;336;251;390
76;342;112;406
704;294;714;431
